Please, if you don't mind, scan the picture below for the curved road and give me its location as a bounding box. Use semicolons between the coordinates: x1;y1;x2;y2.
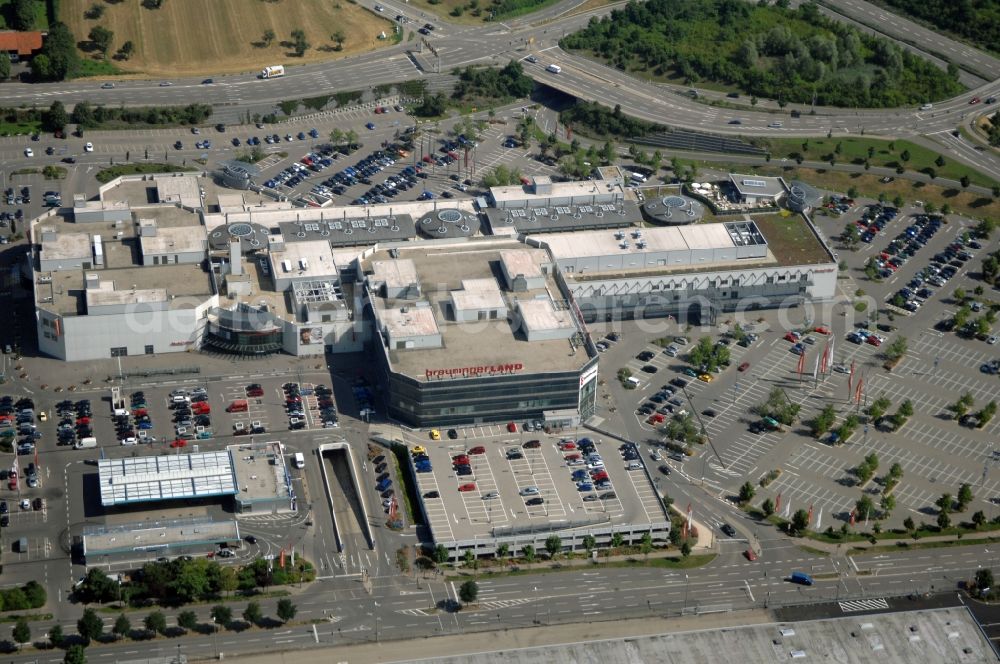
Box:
1;0;996;139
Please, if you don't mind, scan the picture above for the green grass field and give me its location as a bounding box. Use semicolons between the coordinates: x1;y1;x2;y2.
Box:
758;136;998;189
694;161;1000;220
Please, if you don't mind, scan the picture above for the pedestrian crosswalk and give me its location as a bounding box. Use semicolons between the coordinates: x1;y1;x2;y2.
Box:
839;598;889;613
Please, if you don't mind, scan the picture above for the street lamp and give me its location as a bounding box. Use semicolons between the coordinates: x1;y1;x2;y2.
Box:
212;617;220;660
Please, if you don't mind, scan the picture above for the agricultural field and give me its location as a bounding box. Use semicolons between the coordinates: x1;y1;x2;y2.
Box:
61;0;394;77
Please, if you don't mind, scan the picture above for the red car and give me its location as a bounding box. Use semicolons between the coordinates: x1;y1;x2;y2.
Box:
744;549;758;561
170;439;187;448
813;326;831;335
564;453;581;461
647;414;665;424
783;331;800;342
77;416;91;425
246;385;264;397
506;422;517;433
192;404;211;414
452;455;470;466
458;482;476;492
866;336;883;347
468;446;486;455
559;441;577;451
738;362;750;372
7;470;17;490
970;97;981;104
591;471;609;482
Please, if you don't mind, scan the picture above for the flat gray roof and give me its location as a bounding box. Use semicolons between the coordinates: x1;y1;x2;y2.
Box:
538;223;743;260
483;201;639;234
277;214;416;248
489;178;624;204
82;517;240;556
729;173;787;198
140;224;208;256
98;451;238;506
416;607;991;664
36;262;215;316
228;441;294;508
364;239;592;381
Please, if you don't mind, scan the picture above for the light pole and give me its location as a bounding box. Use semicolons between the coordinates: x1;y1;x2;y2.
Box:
212;618;220;660
683;573;690;609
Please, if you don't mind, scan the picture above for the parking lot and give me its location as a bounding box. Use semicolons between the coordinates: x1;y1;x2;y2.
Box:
585;197;1000;533
404;428;667;546
44;375;341;454
249;110;557;209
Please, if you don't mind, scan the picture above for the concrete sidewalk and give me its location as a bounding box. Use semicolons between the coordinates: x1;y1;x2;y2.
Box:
218;609;774;664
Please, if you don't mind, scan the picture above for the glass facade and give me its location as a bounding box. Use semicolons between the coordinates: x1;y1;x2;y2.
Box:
384;359;598;427
204;325;283;355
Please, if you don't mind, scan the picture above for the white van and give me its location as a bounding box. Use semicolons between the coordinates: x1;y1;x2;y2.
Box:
630;172;647;183
546;64;561;74
293;452;305;469
75;437;97;449
626;376;641;388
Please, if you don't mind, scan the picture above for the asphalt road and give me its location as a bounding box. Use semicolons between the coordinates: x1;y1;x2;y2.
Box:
2;535;993;663
1;0;996;156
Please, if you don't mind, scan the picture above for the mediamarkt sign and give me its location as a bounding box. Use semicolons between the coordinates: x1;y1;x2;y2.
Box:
425;363;523;380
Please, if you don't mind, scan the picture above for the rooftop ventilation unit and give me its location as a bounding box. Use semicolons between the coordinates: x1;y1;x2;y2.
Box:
614;231;625;240
619;241;629;250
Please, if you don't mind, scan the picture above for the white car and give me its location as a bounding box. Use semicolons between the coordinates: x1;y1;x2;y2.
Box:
19;499;30;511
988;335;999;345
518;486;539;496
84;142;94;152
920;103;933;111
121;437;138;446
24;148;33;157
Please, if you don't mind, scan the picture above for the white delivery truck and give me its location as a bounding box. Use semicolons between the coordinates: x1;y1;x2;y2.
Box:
75;437;97;449
260;65;285;79
293;452;305;469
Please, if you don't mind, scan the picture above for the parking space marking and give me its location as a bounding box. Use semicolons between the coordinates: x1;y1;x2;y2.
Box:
785;445;853;480
861;437;1000;506
905;421;995;461
459;450;508;526
767;473;855;517
911;333;993;367
506;446;566;518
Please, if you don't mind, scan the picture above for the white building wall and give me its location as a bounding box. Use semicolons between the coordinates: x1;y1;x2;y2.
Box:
281;319;367;356
36;294;219;361
38;309;207;361
565;263;838;303
144;250;205;266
